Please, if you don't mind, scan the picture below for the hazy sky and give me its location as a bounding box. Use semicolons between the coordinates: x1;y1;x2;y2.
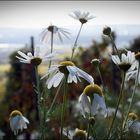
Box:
0;1;140;28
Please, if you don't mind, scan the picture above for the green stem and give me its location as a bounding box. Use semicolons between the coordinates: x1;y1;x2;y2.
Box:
86;123;90;140
107;71;126;139
90;125;97;140
60;77;68;140
97;66;105;92
109;34;119;57
123;62;140;130
71;23;83;60
34;66;43;140
47;81;63;114
48;31;54;68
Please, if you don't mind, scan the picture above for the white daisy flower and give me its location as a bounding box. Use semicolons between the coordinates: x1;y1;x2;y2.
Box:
41;61;94;89
111;51;136;72
16;46;57;66
125;52;140;83
40;25;70;43
9;110;29;135
79;84;107;118
63;128;93;140
69;11;95;24
126;113;140;135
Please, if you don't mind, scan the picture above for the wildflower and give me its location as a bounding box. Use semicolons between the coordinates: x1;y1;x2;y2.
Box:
9;110;29;135
79;84;107;118
69;11;95;24
16;46;56;66
111;51;136;72
126;52;140;83
127;113;140;135
63;128;93;140
40;25;70;43
103;26;111;36
41;61;94;89
129;112;138;121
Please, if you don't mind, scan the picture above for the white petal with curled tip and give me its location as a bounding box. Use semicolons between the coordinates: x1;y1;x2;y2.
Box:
111;55;120;65
129;121;140;134
79;93;91;117
67;66;77;76
94;94;107;117
91;97;98;115
121;53;128;63
16;56;28;62
22;116;29;124
17;51;30;60
53;72;64;88
75;67;94;86
67;74;73;83
41;66;59;80
48;72;63;89
34;46;40;57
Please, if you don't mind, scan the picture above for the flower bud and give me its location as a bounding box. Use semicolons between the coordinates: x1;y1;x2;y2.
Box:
91;59;100;67
89;116;95;126
103;26;111;36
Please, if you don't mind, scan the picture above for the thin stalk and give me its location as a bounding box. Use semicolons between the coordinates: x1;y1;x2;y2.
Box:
48;31;54;68
86;123;90;140
123;62;140;129
90;126;97;140
60;77;68;140
107;71;126;139
109;34;119;57
96;66;105;92
34;66;42;140
47;81;63;114
71;23;83;60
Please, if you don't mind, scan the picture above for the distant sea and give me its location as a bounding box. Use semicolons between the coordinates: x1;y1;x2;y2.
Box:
0;24;140;63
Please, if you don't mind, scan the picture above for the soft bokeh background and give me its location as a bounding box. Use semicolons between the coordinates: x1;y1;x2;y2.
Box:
0;1;140;139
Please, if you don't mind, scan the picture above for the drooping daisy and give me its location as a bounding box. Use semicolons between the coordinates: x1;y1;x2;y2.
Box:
16;46;57;66
69;11;95;24
9;110;29;135
41;61;94;89
127;113;140;135
111;51;136;72
40;25;70;43
79;84;107;118
63;128;93;140
126;52;140;83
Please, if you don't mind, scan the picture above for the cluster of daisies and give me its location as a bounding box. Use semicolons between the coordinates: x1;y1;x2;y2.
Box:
8;10;140;140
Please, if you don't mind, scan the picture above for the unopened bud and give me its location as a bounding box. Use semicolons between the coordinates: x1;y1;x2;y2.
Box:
103;26;111;36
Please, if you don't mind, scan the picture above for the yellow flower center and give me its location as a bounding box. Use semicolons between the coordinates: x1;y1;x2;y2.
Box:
83;84;104;97
79;18;87;24
118;63;131;72
73;129;86;140
59;61;75;75
10;110;22;118
128;112;138;121
135;52;140;61
30;57;42;66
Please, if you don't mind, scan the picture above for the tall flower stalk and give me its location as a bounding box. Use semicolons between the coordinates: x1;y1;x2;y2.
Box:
107;71;126;139
107;50;135;139
60;76;68;140
123;61;140;130
69;11;94;60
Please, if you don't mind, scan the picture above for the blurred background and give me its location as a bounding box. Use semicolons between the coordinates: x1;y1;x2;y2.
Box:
0;1;140;139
